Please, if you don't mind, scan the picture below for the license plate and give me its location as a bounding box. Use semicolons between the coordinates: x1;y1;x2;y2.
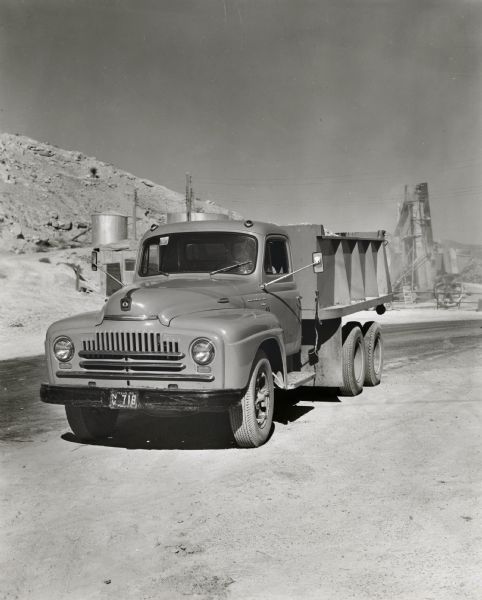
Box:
109;390;139;409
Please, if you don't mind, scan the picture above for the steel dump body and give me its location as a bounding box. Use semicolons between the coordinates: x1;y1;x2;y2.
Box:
284;224;392;319
41;219;392;446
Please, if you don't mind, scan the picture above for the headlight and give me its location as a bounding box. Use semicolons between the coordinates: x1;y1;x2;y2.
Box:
53;336;74;362
190;338;215;365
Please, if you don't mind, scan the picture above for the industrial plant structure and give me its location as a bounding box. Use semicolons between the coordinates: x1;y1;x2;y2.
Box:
390;183;436;301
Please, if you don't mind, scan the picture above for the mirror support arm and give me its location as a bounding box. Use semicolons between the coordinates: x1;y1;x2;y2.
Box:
261;259;320;290
92;262;125;289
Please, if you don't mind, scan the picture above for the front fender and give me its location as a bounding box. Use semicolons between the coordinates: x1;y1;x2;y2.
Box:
171;308;285;389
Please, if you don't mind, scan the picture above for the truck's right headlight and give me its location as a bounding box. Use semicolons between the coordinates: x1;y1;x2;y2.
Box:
53;336;75;362
190;338;215;365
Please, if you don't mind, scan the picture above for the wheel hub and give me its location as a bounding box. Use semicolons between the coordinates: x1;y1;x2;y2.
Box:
254;369;270;428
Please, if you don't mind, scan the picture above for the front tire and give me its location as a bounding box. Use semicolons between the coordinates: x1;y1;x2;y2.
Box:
65;406;118;442
229;350;274;448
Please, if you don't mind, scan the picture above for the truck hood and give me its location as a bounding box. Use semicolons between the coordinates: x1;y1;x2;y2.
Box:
99;277;252;325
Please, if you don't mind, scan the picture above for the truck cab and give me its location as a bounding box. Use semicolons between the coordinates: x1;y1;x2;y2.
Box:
41;220;391;447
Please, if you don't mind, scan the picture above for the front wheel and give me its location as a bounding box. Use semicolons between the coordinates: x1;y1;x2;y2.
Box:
65;405;118;442
229;350;274;448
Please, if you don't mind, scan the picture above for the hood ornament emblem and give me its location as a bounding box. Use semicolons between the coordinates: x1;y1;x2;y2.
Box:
120;288;139;312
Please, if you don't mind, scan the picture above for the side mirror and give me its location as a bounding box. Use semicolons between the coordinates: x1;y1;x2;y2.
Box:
91;250;98;271
312;252;323;273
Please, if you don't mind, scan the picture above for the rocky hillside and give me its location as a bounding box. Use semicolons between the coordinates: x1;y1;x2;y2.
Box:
0;133;239;253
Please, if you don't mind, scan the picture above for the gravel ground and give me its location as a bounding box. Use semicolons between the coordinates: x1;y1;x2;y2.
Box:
1;336;481;600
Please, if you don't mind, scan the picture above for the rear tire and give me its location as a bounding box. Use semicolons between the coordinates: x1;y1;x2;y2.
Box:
65;406;118;442
229;350;274;448
339;325;366;396
362;321;383;386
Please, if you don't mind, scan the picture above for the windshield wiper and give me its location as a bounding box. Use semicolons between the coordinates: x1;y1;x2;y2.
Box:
144;270;169;277
210;260;252;276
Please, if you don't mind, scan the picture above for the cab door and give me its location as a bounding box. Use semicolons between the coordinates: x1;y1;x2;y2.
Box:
262;236;301;355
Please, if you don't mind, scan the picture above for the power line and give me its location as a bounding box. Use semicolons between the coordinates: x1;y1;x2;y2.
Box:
194;156;482;188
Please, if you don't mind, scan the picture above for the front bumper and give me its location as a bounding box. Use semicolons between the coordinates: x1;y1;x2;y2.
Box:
40;384;243;413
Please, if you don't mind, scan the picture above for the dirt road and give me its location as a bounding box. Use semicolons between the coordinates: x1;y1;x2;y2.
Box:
1;322;482;599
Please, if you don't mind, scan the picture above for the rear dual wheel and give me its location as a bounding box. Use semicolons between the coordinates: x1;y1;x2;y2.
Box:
340;325;366;396
339;322;384;396
362;321;383;387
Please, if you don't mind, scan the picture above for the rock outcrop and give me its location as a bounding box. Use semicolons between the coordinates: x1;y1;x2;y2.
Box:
0;133;239;253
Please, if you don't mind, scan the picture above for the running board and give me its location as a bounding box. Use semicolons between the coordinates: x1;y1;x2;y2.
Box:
273;371;316;390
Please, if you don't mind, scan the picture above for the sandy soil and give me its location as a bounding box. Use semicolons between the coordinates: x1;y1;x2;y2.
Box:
0;250;104;360
1;339;481;599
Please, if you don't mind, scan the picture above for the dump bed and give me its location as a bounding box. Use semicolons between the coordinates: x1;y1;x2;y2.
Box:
284;224;392;320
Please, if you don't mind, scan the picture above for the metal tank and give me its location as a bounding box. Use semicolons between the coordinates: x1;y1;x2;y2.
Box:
91;212;128;246
166;212;229;224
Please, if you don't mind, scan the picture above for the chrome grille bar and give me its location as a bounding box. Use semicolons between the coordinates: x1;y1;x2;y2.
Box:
78;351;184;360
56;371;214;382
79;360;186;372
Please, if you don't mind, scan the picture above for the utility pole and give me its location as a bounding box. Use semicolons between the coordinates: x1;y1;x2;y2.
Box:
132;188;137;240
185;173;193;222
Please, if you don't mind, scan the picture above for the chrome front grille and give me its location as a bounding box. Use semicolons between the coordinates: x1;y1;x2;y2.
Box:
77;331;185;375
82;332;179;355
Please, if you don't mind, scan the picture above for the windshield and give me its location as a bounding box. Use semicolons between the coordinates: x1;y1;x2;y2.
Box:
139;231;257;277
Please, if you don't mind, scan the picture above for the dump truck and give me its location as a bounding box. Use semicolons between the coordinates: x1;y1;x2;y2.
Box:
40;220;392;447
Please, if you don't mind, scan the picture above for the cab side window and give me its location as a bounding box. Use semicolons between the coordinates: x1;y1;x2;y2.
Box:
141;240;161;276
264;238;290;275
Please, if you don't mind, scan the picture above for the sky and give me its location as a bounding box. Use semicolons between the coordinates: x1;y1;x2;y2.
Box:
1;0;481;242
